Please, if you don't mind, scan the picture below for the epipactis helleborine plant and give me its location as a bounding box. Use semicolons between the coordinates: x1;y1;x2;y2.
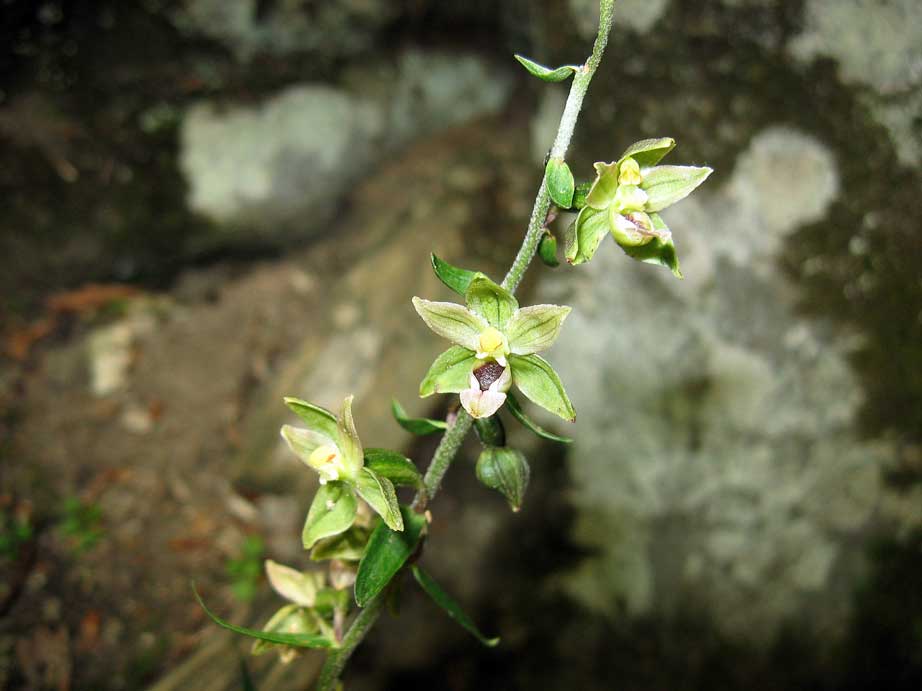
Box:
413;274;575;421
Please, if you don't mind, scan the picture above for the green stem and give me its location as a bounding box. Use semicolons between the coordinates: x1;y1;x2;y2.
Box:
315;3;615;688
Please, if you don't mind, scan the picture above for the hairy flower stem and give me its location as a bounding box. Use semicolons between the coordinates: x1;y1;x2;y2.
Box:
316;3;615;688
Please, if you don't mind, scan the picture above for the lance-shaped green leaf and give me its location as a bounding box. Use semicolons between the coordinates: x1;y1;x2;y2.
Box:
567;205;609;265
420;345;478;397
509;354;576;422
410;565;500;647
310;526;370;562
354;467;403;532
545;158;575;208
192;586;333;649
621;214;683;278
354;506;427;607
363;448;423;489
476;446;530;512
265;560;323;607
412;297;486;351
391;399;447;435
465;275;518;329
585;162;620;209
431;254;480;297
251;604;324;656
641;165;712;212
505;305;571;355
302;482;358;549
538;231;559;267
506;392;573;443
618;137;676;168
283;397;339;442
513;54;580;82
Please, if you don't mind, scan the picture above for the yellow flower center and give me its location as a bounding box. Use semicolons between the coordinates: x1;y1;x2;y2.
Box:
478;327;506;356
618;157;642;185
308;444;340;470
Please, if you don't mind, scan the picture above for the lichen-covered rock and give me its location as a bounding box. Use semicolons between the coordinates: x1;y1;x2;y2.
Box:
539;126;896;641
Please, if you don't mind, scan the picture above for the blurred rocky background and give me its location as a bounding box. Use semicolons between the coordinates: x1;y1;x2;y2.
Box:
1;0;920;689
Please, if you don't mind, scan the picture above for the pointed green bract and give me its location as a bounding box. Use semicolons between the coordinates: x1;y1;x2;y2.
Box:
506;392;573;443
336;395;364;477
354;506;427;607
192;586;333;649
505;305;571;355
465;275;518;328
412;297;486;351
476;446;530;512
509;353;576;421
283;397;339;442
618;137;676;168
410;565;500;647
420;345;477;397
302;482;358;549
513;54;579;82
363;448;423;489
569;205;609;265
391;399;447;435
355;467;403;532
641;165;712;212
545;158;575;208
430;254;481;296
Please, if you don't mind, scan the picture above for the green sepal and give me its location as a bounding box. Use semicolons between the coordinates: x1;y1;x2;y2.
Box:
475;446;530;512
391;399;448;435
545;158;575;208
302;482;358;549
410;565;500;647
363;448;423;489
509;353;576;422
354;506;427;607
473;415;506;447
618;137;676;168
538;231;559;267
513;54;579;82
283;397;339;442
506;392;573;444
567;205;609;265
585;162;620;209
620;214;683;278
354;467;403;532
505;304;571;356
310;526;371;562
192;586;333;649
412;297;486;352
336;395;364;477
430;253;481;297
641;164;713;212
465;275;518;329
420;346;477;397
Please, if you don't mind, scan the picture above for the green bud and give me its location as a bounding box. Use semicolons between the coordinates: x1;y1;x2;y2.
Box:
475;447;530;512
545;158;575;208
538;231;559;267
473;415;506;447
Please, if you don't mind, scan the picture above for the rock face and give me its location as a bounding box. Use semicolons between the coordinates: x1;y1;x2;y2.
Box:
180;50;512;232
538;126;894;640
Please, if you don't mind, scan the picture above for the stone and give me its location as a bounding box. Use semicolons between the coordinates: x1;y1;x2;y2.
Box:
539;126;894;642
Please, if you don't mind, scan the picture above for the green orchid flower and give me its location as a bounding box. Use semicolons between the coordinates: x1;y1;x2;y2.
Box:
565;137;712;277
280;396;423;547
412;274;575;422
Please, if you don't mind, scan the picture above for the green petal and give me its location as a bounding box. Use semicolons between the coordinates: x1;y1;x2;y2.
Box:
465;275;518;329
411;565;500;647
641;165;712;212
354;507;427;607
412;297;486;351
391;399;448;435
505;304;571;355
302;482;358;549
310;526;371;562
355;467;403;532
509;353;576;422
419;346;477;397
